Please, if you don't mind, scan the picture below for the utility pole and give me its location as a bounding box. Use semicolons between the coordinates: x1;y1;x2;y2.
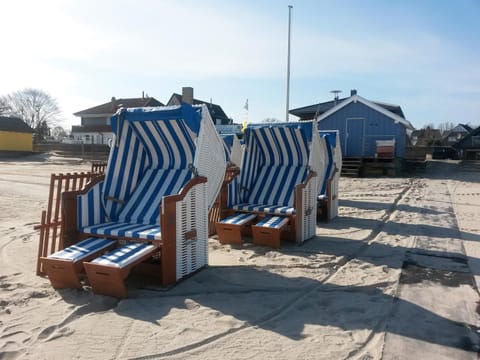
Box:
285;5;293;122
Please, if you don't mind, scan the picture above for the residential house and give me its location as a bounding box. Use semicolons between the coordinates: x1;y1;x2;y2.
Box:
166;87;231;126
0;116;35;152
453;126;480;160
72;95;164;144
410;127;442;146
441;123;473;146
290;90;414;158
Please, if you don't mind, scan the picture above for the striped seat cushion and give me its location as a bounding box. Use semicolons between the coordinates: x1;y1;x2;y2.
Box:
219;213;256;225
232;203;296;215
91;242;156;268
83;222;161;240
48;237;117;262
118;168;192;225
255;216;289;229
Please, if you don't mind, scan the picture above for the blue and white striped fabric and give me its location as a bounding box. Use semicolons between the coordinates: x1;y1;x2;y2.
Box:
232;203;296;215
237;124;312;212
102;121;149;221
48;237;116;262
91;242;155;268
102;105;200;222
255;216;289;229
245;165;306;207
82;222;162;240
78;104;202;239
117;168;191;225
221;134;234;163
319;132;335;196
77;181;106;230
219;212;256;225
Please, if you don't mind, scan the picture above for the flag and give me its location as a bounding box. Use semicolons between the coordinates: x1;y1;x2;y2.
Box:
242;119;248;132
244;99;248;111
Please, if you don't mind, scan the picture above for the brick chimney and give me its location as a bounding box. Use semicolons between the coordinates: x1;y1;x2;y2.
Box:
111;97;116;111
182;87;194;105
350;89;357;96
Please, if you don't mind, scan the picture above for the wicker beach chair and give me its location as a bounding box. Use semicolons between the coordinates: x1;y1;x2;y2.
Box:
318;131;342;220
216;121;326;247
44;104;225;297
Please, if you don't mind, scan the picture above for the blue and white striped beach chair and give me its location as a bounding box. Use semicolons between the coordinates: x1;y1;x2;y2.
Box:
318;131;342;220
58;104;225;296
216;121;326;246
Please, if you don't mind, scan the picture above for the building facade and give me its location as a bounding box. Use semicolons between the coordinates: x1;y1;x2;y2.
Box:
290;91;414;158
0;116;35;152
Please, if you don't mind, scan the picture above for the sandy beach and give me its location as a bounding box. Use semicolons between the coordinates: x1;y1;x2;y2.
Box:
1;154;479;359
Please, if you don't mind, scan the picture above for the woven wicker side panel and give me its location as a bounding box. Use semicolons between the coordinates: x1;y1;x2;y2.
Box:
175;182;208;280
194;105;226;210
309;126;327;196
300;176;317;243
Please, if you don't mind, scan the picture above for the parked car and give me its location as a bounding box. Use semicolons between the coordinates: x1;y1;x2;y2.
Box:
432;146;459;160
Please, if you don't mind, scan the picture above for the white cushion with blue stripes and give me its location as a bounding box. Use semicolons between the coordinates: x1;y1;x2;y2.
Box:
48;237;117;262
90;242;155;268
255;216;289;229
83;222;162;240
232;203;296;215
219;212;256;225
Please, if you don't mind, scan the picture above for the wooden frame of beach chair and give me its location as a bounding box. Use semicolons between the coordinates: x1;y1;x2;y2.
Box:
216;121;325;246
40;237;117;289
57;104;225;297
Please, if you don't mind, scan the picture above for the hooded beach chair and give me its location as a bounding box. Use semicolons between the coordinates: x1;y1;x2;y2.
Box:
44;104;225;297
318;131;342;220
216;121;326;247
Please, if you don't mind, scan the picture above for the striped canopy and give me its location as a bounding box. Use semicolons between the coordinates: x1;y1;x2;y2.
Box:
102;105;201;222
237;122;314;209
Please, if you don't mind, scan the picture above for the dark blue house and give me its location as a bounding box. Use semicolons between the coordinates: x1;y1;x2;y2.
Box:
290;90;414;158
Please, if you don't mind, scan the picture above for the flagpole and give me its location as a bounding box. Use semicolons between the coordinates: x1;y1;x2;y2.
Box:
285;5;293;122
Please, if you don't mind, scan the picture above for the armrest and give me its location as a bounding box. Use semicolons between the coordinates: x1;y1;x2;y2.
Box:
223;166;240;187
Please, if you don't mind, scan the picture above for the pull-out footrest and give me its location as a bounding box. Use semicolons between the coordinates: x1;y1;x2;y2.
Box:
216;213;257;245
252;216;289;248
84;242;157;298
40;237;117;289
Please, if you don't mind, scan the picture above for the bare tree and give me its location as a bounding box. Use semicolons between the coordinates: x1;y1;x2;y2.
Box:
438;121;455;135
0;97;9;115
0;88;62;130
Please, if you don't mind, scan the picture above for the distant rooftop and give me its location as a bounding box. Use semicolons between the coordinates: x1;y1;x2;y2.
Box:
74;96;164;116
289;90;405;120
0;116;35;133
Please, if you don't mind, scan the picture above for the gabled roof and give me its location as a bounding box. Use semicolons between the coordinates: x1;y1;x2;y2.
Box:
0;116;35;133
447;123;473;134
290;95;408;126
167;93;229;122
452;126;480;149
74;97;164;116
291;94;413;130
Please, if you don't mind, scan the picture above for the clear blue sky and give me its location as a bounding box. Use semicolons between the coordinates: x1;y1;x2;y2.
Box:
1;0;479;130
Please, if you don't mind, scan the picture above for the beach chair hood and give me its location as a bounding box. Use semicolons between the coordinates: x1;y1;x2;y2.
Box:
101;104;225;223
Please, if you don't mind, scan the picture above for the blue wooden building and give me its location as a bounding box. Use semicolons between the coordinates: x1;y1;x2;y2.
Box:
290;90;414;159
